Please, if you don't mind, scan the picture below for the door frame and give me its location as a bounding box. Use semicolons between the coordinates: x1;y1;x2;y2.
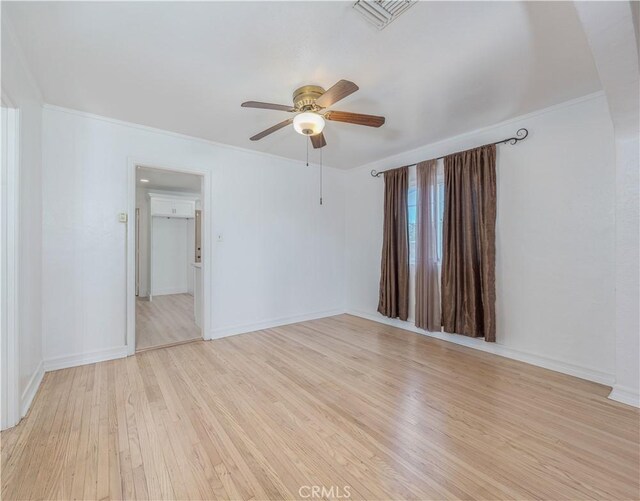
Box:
126;158;212;355
1;95;21;429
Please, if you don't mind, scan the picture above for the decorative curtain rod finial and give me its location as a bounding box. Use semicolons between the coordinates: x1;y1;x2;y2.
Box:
503;128;528;145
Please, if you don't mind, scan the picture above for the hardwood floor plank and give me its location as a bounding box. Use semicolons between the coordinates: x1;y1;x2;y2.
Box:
164;346;277;500
46;367;86;500
24;369;76;500
239;334;504;498
2;314;638;500
125;356;176;500
271;323;634;489
136;293;201;351
147;350;223;499
106;363;124;501
218;341;415;500
245;333;483;499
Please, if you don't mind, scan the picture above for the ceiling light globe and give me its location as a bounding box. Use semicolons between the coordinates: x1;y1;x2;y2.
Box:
293;112;325;136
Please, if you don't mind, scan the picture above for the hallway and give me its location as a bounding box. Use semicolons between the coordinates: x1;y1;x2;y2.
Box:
136;294;201;351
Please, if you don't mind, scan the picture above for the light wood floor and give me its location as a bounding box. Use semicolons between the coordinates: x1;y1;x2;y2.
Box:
2;315;638;500
136;293;201;351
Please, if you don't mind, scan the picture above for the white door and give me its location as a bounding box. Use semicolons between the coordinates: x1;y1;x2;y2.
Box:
151;217;189;296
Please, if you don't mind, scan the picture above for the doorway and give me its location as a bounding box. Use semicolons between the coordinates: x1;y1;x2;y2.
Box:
134;166;204;352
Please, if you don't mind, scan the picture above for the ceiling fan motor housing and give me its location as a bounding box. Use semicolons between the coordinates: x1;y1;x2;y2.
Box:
293;85;325;111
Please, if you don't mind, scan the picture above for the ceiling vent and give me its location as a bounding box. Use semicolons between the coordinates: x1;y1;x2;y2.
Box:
352;0;415;30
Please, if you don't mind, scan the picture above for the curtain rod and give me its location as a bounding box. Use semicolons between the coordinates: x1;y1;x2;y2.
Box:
370;128;529;178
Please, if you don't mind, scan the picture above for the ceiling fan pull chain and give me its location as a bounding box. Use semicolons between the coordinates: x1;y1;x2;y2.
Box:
306;138;309;167
320;147;323;206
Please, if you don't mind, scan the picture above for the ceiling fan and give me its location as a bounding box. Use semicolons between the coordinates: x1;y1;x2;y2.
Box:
241;80;385;149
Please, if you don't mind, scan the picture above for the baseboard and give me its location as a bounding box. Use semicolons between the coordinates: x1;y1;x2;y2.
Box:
152;287;189;296
210;308;346;339
21;360;44;418
347;309;616;386
44;346;129;372
608;385;640;407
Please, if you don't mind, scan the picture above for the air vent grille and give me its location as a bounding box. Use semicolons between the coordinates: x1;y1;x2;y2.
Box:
352;0;415;30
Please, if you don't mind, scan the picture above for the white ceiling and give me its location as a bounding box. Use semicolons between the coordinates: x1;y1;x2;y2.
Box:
136;166;202;193
4;1;600;169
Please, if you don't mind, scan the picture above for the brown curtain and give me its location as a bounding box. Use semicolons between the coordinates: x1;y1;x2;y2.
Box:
378;167;409;321
415;160;441;332
441;145;497;341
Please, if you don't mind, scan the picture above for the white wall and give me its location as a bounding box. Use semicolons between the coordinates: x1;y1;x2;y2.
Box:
575;1;640;406
345;93;618;384
41;94;621;387
1;20;44;417
136;188;199;298
42;106;346;364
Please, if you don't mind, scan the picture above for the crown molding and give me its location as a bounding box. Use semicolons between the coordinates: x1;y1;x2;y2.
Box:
41;104;342;171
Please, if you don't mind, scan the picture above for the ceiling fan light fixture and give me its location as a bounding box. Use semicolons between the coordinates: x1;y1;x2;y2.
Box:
293;112;325;136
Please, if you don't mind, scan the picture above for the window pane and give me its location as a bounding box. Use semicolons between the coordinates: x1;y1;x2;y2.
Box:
437;183;444;261
408;210;416;264
407;187;417;206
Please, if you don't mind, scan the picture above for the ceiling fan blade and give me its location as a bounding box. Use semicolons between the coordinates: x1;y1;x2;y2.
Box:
315;80;359;108
242;101;295;112
249;118;293;141
324;110;385;128
310;132;327;149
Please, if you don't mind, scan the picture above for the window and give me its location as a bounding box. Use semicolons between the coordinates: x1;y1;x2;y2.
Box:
436;180;444;261
408;182;417;263
407;164;445;265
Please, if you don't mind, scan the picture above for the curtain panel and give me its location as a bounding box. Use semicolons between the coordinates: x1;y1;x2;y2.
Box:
377;166;409;321
415;160;441;332
441;144;497;341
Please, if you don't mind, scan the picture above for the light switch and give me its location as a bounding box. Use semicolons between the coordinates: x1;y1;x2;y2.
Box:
119;212;128;223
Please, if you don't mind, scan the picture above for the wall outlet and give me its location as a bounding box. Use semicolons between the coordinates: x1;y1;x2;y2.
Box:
118;212;128;223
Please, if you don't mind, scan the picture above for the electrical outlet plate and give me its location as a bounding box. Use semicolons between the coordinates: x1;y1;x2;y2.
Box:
119;212;128;223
